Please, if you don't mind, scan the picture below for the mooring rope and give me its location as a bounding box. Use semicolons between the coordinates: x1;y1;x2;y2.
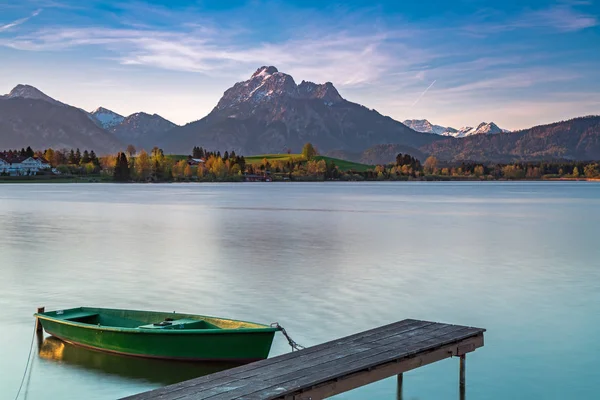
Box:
271;322;305;351
14;323;37;400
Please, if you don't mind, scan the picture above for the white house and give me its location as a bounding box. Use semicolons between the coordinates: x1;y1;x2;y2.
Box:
19;157;51;174
0;157;9;174
0;155;52;176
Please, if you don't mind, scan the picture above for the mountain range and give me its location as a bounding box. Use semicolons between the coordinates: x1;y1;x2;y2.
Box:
0;85;179;153
423;116;600;162
0;85;123;153
1;67;599;163
403;119;509;138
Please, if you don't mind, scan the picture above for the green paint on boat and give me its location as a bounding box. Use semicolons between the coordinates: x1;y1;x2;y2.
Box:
35;307;280;361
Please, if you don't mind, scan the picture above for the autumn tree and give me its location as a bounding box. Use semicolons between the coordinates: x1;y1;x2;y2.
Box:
83;162;95;175
44;149;55;166
197;163;206;179
172;160;188;180
208;156;226;179
150;147;166;180
584;163;599;178
184;164;193;179
135;150;152;180
126;144;137;157
302;143;317;160
423;156;439;174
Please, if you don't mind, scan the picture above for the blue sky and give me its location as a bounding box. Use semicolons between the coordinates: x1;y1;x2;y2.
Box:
0;0;598;129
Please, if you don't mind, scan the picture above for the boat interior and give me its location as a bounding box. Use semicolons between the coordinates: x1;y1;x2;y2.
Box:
44;308;266;330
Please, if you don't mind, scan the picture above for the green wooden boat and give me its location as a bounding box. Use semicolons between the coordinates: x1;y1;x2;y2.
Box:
34;307;280;362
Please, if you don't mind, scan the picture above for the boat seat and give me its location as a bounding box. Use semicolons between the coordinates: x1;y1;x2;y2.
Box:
62;311;100;323
138;319;221;330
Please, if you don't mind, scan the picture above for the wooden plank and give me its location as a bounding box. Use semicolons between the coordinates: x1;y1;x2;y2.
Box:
170;322;446;400
285;334;484;400
230;326;480;400
124;319;423;400
152;325;482;400
126;320;434;400
191;325;477;400
176;323;455;400
126;321;486;400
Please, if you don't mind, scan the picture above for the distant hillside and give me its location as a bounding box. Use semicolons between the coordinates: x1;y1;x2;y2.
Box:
326;144;426;165
422;116;600;162
360;144;427;164
0;97;124;154
244;153;372;172
111;112;177;150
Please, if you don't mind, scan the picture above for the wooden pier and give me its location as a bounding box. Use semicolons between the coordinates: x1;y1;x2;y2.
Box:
125;319;485;400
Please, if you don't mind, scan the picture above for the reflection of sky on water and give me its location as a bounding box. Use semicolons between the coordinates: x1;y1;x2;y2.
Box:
1;182;599;399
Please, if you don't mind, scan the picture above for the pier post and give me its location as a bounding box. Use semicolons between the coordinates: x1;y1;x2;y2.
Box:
36;306;45;333
459;354;466;391
396;373;403;400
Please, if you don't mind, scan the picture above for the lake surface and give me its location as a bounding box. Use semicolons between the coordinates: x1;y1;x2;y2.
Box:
1;182;599;399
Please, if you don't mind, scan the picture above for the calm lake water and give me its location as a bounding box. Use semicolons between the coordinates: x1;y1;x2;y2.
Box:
1;182;599;399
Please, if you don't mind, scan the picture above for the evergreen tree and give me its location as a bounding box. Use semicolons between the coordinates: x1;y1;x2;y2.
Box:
113;152;130;182
20;148;26;157
81;150;90;164
239;156;246;173
75;148;82;164
89;150;99;166
223;151;229;161
25;146;34;158
68;149;76;164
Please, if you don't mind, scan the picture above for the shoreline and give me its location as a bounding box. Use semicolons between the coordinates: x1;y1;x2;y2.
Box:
2;176;600;184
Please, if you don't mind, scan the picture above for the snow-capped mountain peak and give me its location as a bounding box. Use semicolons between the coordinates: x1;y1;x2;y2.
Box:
251;66;279;79
215;66;344;111
91;107;125;129
5;84;63;106
405;118;509;138
445;122;508;137
403;119;454;135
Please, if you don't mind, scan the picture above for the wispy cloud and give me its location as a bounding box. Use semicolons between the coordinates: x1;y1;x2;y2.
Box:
462;3;598;34
0;9;42;32
0;24;436;87
520;4;598;31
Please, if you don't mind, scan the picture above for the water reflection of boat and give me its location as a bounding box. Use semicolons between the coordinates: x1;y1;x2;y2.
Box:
38;336;240;385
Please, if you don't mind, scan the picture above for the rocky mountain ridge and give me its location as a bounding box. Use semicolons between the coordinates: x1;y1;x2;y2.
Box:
162;66;443;154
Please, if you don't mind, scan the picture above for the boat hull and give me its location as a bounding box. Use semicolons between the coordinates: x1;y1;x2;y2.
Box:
37;309;278;362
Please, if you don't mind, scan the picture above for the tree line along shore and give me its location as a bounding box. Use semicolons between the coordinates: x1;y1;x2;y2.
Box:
1;143;599;182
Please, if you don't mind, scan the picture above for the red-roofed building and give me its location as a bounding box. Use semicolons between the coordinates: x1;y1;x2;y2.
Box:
0;152;51;176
